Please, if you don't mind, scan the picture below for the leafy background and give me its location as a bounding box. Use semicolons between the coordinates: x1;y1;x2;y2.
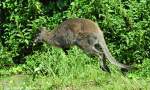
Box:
0;0;150;89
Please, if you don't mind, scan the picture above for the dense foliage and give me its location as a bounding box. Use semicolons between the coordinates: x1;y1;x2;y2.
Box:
1;0;150;89
1;0;150;78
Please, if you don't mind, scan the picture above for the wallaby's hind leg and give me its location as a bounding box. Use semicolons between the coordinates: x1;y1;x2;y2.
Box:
76;40;110;72
94;44;110;72
99;52;110;72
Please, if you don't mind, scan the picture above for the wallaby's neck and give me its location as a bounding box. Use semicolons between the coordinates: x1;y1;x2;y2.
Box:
41;30;55;44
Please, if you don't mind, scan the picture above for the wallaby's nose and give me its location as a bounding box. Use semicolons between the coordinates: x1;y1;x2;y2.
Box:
33;36;41;45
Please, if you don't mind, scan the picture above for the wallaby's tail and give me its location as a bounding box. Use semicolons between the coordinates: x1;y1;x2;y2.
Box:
99;38;131;69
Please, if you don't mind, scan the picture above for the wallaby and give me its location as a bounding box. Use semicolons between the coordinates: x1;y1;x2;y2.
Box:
33;18;131;72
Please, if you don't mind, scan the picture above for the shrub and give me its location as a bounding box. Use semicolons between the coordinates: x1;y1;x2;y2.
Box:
0;0;150;70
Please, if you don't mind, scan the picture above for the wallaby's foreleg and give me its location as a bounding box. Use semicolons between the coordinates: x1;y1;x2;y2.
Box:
62;47;70;55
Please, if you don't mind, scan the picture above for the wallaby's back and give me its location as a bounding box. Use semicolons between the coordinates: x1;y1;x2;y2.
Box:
55;18;101;33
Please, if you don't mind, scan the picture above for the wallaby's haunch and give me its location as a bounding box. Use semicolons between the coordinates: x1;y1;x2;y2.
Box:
34;18;131;72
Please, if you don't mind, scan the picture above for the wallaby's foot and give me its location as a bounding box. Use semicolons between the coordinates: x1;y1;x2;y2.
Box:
100;66;111;73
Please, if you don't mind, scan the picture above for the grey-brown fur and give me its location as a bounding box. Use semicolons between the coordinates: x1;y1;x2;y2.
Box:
33;18;131;72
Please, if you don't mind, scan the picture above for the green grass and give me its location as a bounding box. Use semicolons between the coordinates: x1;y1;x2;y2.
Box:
0;45;150;90
0;72;150;90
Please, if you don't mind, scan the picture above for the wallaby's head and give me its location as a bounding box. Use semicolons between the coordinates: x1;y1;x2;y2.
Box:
33;27;48;44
